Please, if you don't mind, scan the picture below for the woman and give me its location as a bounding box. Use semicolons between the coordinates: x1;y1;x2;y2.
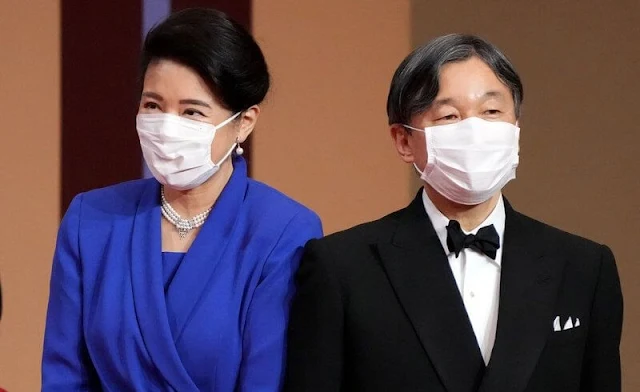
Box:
42;8;322;391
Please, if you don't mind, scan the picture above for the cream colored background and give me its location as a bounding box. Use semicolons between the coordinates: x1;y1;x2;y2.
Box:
0;0;637;390
0;0;61;390
252;0;414;234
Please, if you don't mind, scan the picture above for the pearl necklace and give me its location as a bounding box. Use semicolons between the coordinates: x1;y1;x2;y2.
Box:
160;186;212;239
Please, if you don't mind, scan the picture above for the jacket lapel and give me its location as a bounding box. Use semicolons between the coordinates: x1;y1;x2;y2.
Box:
165;157;247;343
479;201;566;392
375;193;485;392
130;180;199;391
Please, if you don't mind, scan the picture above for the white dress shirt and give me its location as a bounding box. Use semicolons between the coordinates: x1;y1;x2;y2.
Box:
422;190;506;365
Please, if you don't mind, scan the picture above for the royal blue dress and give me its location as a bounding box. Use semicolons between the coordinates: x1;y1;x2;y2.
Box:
42;157;322;391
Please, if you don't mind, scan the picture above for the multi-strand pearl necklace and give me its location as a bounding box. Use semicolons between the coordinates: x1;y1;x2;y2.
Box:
160;186;212;239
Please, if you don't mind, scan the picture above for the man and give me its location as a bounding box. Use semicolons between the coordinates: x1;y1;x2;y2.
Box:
285;34;623;392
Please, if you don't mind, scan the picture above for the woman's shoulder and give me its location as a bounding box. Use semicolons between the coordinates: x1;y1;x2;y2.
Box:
243;180;323;268
69;178;157;215
245;179;320;223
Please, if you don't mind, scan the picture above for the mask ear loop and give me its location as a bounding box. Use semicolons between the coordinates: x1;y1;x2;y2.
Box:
214;111;245;157
402;124;424;133
402;124;428;175
212;113;242;166
214;111;241;130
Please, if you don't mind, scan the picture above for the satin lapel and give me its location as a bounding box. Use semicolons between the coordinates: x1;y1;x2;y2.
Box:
165;157;248;342
130;180;199;391
479;202;566;392
376;193;485;392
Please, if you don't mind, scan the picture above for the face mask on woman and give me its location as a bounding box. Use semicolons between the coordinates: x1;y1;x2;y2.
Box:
137;112;240;190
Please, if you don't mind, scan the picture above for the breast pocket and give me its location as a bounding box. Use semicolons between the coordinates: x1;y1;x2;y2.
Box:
545;322;587;348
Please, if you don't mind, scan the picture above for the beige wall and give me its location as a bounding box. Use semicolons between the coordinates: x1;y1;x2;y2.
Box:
0;0;636;390
252;0;413;235
411;1;640;389
0;0;61;390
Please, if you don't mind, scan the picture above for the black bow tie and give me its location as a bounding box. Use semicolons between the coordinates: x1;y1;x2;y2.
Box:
446;220;500;260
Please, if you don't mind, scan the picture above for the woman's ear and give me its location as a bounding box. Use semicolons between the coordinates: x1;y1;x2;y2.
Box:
236;105;260;142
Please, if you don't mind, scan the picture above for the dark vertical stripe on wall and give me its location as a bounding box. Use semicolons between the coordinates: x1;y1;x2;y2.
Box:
172;0;254;175
61;2;143;214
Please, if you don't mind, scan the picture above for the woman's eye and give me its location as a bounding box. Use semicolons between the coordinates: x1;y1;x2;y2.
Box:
143;102;160;110
484;109;501;115
184;109;205;117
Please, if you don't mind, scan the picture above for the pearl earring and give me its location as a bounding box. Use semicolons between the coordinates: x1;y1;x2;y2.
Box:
235;138;244;156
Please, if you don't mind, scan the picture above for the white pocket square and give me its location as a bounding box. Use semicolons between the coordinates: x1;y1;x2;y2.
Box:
553;316;580;332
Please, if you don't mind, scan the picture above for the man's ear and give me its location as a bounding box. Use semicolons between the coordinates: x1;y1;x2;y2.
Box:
390;124;417;164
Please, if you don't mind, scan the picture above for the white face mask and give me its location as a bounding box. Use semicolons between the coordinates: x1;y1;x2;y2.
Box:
136;112;240;190
405;117;520;205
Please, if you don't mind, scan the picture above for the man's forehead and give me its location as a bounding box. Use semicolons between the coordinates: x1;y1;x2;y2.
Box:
431;91;508;106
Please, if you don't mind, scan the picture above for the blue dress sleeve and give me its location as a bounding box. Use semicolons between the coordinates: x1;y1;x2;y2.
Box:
42;194;99;390
236;210;323;392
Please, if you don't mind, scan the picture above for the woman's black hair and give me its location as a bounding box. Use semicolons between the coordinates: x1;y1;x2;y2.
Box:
141;8;270;112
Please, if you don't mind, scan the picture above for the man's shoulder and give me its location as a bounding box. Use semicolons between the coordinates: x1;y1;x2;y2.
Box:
300;209;405;279
302;207;409;273
513;208;608;258
320;208;405;247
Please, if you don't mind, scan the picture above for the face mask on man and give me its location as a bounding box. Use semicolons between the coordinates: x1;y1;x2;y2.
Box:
404;116;520;205
137;112;240;190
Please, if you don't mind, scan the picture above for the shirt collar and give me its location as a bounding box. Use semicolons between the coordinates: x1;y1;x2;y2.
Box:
421;188;506;266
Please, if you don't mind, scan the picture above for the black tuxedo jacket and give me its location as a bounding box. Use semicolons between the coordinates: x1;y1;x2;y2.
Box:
285;193;622;392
